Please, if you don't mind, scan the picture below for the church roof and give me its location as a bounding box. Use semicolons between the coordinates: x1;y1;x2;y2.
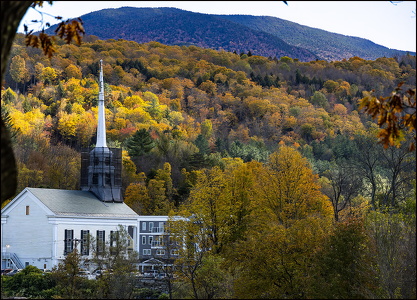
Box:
26;188;139;218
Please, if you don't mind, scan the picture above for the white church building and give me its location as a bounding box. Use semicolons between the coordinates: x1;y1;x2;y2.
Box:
1;60;172;271
1;187;140;270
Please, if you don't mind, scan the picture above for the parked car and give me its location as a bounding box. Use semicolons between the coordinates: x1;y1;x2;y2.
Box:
155;273;166;279
143;270;166;278
78;270;90;276
132;271;143;278
41;269;52;276
91;269;113;279
6;269;19;276
143;270;158;277
92;269;104;276
1;269;13;275
78;270;95;280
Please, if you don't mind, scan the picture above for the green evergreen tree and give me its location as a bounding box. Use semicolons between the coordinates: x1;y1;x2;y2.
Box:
1;105;19;142
194;134;210;155
56;81;65;99
2;88;16;104
126;128;155;157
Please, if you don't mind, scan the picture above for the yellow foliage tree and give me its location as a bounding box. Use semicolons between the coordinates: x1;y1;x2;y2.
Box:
124;182;152;215
64;64;82;80
57;112;79;139
233;145;333;298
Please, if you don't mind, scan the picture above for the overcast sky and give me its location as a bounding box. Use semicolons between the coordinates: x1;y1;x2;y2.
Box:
18;1;416;52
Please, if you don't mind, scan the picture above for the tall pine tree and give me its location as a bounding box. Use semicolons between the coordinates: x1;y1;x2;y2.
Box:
126;128;155;157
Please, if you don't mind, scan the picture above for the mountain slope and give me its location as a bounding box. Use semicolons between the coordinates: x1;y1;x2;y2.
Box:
65;7;318;61
216;15;409;61
46;7;414;61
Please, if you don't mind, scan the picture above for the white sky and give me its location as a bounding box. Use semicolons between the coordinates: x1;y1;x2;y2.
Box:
18;1;416;52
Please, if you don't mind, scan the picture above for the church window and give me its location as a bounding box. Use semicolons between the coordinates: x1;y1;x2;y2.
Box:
25;206;30;215
93;173;98;184
142;222;146;231
170;249;179;256
110;231;120;255
149;222;154;232
143;249;151;255
149;236;153;245
81;230;89;256
128;226;134;238
156;249;165;256
142;236;146;245
64;229;74;255
96;230;105;254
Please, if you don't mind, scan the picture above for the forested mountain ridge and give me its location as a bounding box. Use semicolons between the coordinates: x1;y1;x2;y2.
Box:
44;7;414;62
217;14;410;61
52;7;318;62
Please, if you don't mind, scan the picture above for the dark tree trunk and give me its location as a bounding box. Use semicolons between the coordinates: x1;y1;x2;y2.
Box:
1;1;33;202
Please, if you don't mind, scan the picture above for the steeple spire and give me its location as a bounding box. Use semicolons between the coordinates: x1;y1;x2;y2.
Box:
96;59;107;148
79;59;123;202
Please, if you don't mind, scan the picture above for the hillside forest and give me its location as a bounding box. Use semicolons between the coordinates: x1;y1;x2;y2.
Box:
1;34;416;298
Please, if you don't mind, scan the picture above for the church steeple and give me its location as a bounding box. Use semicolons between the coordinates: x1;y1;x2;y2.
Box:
80;60;122;202
96;60;107;148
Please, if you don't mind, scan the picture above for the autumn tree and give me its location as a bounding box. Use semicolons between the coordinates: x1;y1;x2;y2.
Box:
352;132;385;208
320;160;363;221
178;164;259;256
154;162;174;202
378;142;416;207
40;66;58;85
365;207;416;299
232;145;334;298
147;178;173;215
45;143;80;189
89;225;139;299
307;216;378;299
169;162;259;298
192;254;233;299
9;55;29;91
200;119;213;139
168;214;210;299
121;151;141;192
124;181;151;215
64;63;82;80
51;249;90;299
